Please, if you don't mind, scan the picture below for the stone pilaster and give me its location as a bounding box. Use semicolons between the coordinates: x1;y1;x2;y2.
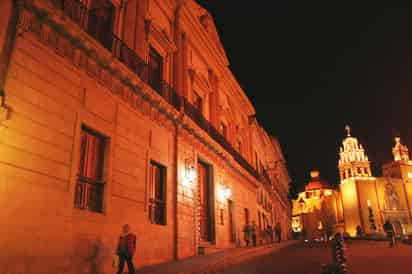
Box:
136;0;148;60
172;4;184;96
208;70;220;127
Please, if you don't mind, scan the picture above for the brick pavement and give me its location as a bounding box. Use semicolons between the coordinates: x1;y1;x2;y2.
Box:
345;240;412;274
214;239;412;274
137;241;298;274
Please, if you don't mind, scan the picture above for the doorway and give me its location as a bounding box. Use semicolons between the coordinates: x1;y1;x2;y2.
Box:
87;0;115;50
228;200;236;242
198;161;215;242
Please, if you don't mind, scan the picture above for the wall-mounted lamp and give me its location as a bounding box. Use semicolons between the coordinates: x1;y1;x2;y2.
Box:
183;158;196;188
324;189;332;197
224;187;232;199
367;199;371;207
218;182;232;202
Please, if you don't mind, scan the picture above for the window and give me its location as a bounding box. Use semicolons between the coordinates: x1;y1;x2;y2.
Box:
148;47;163;93
244;208;250;225
74;126;106;213
255;151;259;170
219;208;224;225
87;0;115;50
220;122;228;139
192;91;203;114
237;140;242;154
149;161;167;225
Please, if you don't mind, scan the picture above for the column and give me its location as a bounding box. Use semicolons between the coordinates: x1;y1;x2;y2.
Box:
172;4;183;95
208;70;220;127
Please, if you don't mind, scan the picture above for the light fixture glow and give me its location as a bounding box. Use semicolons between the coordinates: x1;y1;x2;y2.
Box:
324;189;332;196
224;188;232;199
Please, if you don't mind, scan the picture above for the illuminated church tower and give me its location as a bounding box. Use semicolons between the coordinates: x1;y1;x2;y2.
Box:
337;127;412;237
383;137;412;181
392;137;409;162
338;125;372;181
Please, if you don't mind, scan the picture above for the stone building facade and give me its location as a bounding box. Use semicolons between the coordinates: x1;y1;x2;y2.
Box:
291;171;343;241
0;0;291;273
292;126;412;240
339;129;412;237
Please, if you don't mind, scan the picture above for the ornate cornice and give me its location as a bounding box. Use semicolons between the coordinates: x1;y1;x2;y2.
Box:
16;0;268;191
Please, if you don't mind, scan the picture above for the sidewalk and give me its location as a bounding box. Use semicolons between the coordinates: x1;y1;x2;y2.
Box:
138;241;299;274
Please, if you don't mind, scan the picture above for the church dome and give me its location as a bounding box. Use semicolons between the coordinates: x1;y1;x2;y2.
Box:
305;170;331;191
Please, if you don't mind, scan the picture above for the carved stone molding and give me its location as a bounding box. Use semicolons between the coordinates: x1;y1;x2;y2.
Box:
145;18;177;54
18;0;261;190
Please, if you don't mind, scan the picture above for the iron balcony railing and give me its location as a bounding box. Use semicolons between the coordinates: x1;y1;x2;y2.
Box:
261;167;272;187
183;98;260;179
148;78;182;110
51;0;180;110
74;176;105;213
149;198;166;225
50;0;264;182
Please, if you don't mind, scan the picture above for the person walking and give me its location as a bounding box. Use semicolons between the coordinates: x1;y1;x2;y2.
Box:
383;220;395;247
356;225;364;238
268;224;274;243
243;223;251;247
251;221;257;247
116;224;137;274
275;222;282;243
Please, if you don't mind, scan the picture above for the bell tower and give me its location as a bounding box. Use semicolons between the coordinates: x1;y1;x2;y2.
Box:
383;137;412;180
392;137;409;162
338;125;372;181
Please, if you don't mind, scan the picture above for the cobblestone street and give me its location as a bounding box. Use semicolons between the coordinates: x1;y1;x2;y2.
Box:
215;242;329;274
215;240;412;274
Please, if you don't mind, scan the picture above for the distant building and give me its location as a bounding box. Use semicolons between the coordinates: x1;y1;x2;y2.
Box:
339;127;412;237
293;126;412;240
292;171;343;241
0;0;290;273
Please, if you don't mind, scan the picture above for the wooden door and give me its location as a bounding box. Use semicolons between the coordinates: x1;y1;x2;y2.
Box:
198;162;209;241
228;200;236;242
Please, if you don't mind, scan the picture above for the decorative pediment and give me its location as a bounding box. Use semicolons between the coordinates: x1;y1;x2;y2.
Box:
145;18;177;55
188;67;211;97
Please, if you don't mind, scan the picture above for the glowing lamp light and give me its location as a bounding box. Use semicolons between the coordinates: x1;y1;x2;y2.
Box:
183;159;196;188
408;172;412;179
224;188;232;199
367;199;371;207
324;190;332;197
218;184;232;202
185;166;196;182
317;221;323;230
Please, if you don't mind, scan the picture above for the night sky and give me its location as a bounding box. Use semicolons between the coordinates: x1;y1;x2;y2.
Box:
195;2;412;195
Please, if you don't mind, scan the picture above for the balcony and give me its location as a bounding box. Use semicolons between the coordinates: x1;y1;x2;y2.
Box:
74;175;105;213
149;198;166;225
51;0;180;110
148;78;181;110
183;98;260;179
49;0;265;182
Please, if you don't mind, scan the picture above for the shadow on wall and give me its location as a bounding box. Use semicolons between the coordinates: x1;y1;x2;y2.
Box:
0;236;113;274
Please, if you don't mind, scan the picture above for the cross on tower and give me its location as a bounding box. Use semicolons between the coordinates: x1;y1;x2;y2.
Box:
345;125;351;137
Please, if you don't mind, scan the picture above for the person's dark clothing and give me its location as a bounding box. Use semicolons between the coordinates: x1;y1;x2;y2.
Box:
275;223;282;243
243;224;251;247
356;225;363;238
383;221;395;247
117;233;136;274
117;255;135;274
251;225;257;247
268;226;274;243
